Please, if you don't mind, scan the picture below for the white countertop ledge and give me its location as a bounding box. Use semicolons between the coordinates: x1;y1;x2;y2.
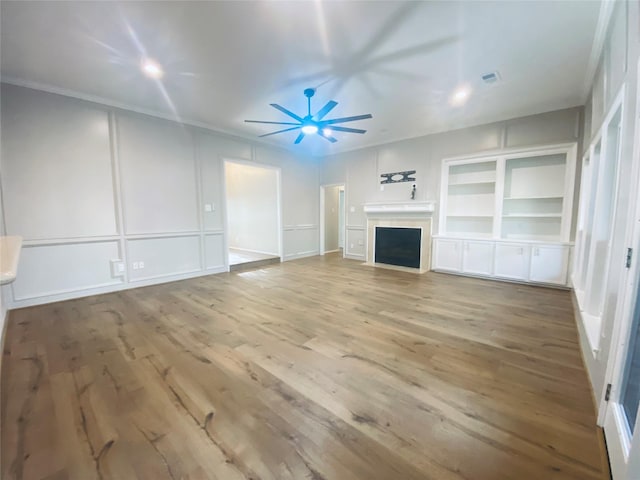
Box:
1;236;23;285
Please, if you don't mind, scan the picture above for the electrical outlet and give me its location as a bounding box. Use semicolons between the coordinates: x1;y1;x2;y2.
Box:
204;204;213;212
139;261;145;269
350;206;355;213
380;185;385;191
350;243;354;249
133;262;139;270
110;259;125;277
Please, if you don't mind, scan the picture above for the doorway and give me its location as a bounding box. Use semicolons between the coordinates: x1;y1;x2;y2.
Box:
320;184;345;256
224;160;282;270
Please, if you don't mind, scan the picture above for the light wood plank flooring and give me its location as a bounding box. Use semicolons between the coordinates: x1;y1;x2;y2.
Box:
228;248;279;265
1;253;610;480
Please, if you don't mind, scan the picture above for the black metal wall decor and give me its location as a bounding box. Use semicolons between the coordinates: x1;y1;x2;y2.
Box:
380;170;416;184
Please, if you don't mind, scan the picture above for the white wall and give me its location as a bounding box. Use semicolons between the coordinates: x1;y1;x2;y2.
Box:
225;161;279;255
0;179;8;336
321;107;583;259
0;83;319;309
324;185;341;252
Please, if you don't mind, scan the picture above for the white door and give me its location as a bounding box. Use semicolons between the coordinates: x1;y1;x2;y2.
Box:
433;238;462;272
462;240;493;276
604;282;640;480
529;245;570;285
494;243;530;280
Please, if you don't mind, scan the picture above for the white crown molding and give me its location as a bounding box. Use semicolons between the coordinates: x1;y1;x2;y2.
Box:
581;0;616;101
0;76;305;158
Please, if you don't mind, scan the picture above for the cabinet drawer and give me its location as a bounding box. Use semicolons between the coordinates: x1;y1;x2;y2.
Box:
529;245;570;285
462;241;494;276
494;243;531;280
433;239;462;272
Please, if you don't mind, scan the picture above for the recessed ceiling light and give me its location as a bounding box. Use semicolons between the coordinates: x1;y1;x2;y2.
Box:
301;124;318;134
450;86;471;106
141;58;163;79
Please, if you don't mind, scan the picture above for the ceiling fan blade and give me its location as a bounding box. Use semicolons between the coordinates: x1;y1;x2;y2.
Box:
259;126;301;138
320;133;338;143
323;114;373;125
270;103;304;122
329;126;366;134
294;132;305;144
245;120;300;126
313;100;338;121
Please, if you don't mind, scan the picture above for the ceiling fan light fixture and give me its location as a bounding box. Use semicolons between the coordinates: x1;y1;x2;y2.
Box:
244;88;372;144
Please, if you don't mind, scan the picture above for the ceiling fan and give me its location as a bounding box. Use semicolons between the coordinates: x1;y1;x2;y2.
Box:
245;88;373;144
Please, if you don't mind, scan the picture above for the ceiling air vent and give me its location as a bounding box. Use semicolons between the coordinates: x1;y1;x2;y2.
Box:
481;71;501;84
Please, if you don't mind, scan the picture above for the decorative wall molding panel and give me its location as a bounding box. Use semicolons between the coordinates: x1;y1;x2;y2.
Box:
0;83;320;308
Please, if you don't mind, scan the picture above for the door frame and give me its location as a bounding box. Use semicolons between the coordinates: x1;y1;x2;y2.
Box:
222;158;283;263
601;58;640;478
319;183;345;256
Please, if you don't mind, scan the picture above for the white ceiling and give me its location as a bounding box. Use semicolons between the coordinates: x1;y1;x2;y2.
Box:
1;1;601;156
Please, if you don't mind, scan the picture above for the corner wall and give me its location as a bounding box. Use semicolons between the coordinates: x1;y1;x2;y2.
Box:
0;83;320;309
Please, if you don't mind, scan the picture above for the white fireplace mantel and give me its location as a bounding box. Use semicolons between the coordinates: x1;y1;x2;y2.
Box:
363;201;436;215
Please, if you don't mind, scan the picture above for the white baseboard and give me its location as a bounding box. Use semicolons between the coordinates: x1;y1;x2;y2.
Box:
229;246;279;256
8;266;229;309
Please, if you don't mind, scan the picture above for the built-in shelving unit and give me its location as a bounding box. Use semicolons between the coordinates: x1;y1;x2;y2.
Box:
500;153;568;241
434;144;577;286
445;160;496;239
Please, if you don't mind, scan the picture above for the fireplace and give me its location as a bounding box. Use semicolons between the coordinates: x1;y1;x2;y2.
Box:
375;227;422;268
363;202;435;273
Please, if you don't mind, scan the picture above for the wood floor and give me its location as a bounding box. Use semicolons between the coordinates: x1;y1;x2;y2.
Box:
228;248;280;267
1;253;610;480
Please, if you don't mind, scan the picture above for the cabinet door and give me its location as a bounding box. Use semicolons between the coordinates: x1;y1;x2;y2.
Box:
494;243;531;280
433;239;462;272
529;245;570;285
462;241;494;276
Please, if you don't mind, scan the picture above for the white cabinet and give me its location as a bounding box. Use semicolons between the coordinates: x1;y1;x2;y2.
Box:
494;243;531;280
433;238;462;272
433;237;572;286
529;245;570;285
435;143;577;287
462;240;494;276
